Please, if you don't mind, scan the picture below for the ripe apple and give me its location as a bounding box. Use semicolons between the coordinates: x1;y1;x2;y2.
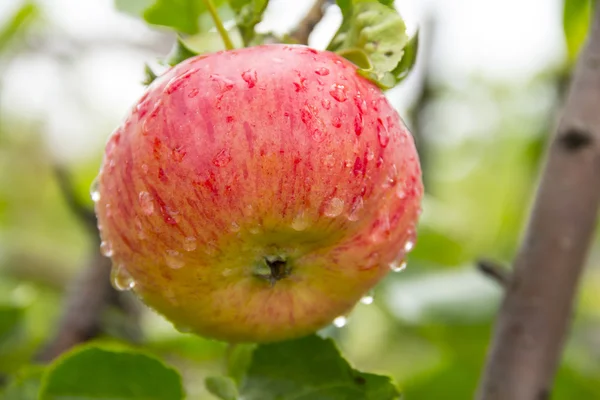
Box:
93;44;423;342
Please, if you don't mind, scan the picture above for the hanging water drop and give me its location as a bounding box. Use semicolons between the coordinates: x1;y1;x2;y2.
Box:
291;211;310;231
333;316;347;328
100;241;113;257
138;191;154;215
110;264;135;291
360;293;374;305
390;260;407;272
90;178;100;202
404;240;415;252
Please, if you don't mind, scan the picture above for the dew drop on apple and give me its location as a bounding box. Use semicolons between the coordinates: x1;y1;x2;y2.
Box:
291;211;310;231
360;292;374;305
315;67;330;76
183;236;197;252
404;239;415;253
165;249;185;269
141;164;149;174
249;225;262;235
366;147;375;161
321;98;331;110
134;217;146;240
333;316;347;328
377;118;390;147
90;178;100;202
229;221;241;232
347;196;364;222
110;264;135;291
329;84;348;102
390;260;407;272
397;187;407;199
323;197;344;218
138;191;154;215
100;241;113;257
241;69;257;88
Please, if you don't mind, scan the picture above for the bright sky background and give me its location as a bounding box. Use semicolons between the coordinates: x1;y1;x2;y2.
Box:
0;0;566;161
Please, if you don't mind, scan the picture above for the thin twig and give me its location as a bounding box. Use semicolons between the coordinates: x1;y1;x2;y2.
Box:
289;0;330;45
53;165;97;237
477;4;600;399
476;259;509;287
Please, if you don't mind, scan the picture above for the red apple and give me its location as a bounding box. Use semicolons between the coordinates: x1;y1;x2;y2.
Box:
93;44;422;342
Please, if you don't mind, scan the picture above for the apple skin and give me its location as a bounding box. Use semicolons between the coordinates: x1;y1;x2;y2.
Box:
94;44;422;342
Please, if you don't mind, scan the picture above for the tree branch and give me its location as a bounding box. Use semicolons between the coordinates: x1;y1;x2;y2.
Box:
289;0;331;45
476;259;509;287
476;4;600;399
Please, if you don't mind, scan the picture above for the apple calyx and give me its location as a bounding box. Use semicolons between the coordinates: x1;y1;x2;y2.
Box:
254;255;291;286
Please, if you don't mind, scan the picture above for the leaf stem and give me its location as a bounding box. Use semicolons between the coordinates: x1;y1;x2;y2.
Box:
201;0;234;50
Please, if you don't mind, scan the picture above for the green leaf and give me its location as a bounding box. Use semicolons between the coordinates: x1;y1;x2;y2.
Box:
166;36;200;66
206;376;239;400
563;0;593;62
0;305;24;350
39;345;184;400
228;0;269;45
115;0;227;34
239;335;400;400
226;343;257;385
0;1;40;54
328;1;415;89
1;366;44;400
143;63;158;85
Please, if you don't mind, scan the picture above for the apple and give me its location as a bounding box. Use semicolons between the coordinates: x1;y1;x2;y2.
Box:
93;44;423;342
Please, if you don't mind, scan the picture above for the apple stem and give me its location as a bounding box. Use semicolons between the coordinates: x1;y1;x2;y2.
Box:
201;0;235;50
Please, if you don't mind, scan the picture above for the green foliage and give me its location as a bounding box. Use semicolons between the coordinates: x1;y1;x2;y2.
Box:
38;345;184;400
563;0;593;62
205;376;239;400
1;366;44;400
166;36;201;66
228;0;269;45
237;335;400;400
328;0;416;89
0;305;24;348
0;1;40;54
115;0;227;35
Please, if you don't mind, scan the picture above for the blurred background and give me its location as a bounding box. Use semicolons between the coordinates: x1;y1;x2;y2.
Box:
0;0;599;398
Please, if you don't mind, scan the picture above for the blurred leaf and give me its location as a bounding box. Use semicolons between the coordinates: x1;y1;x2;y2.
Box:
1;366;44;400
563;0;592;62
239;334;400;399
206;376;239;400
39;345;184;400
0;1;40;54
227;343;256;385
115;0;226;34
328;0;414;89
166;36;200;66
0;305;24;350
409;226;465;267
228;0;268;45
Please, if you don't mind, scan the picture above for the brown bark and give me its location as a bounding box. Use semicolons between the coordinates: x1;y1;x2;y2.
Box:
289;0;329;45
476;4;600;399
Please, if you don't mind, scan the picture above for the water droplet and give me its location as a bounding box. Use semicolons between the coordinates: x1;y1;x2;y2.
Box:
183;236;197;252
141;164;149;174
329;84;348;102
321;99;331;110
230;222;241;232
347;196;364;222
134;217;146;239
204;240;219;255
110;264;135;291
360;293;374;305
323;154;335;168
323;197;344;218
212;148;232;167
241;69;257;88
315;67;330;76
332;117;342;128
404;240;415;252
139;191;154;215
397;187;407;199
90;178;100;202
249;226;261;235
100;241;113;257
311;129;325;142
210;74;234;93
188;88;199;98
390;260;407;272
377;118;390;147
366;148;375;161
333;316;347;328
354;114;363;136
354;95;367;113
291;211;310;231
165;249;185;269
